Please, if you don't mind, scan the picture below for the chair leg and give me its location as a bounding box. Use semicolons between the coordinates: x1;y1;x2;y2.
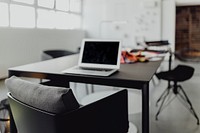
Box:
156;87;170;107
152;75;159;87
85;84;89;95
156;84;199;125
178;85;199;125
156;86;179;120
155;88;170;120
91;85;94;93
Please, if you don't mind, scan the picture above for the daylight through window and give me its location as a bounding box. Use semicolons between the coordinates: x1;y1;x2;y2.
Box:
0;0;82;29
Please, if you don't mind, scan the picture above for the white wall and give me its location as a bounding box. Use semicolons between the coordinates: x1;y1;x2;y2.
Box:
83;0;200;52
161;0;176;52
0;28;85;79
176;0;200;6
82;0;162;48
82;0;106;38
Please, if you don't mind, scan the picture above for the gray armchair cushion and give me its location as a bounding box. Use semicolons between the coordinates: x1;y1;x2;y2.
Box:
5;76;80;114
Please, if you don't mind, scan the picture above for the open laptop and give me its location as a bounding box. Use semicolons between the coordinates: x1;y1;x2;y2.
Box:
62;39;121;76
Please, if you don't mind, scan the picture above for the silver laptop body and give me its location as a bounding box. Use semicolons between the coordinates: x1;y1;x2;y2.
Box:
62;39;121;76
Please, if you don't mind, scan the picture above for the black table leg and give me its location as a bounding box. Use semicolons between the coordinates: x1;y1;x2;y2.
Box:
142;83;149;133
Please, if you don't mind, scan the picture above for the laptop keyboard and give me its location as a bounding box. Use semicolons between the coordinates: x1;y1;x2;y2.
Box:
79;67;112;72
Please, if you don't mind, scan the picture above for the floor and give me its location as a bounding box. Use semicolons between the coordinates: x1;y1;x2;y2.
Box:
0;59;199;133
150;60;200;133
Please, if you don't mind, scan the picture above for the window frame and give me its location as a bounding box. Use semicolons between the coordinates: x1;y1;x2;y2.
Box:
0;0;82;29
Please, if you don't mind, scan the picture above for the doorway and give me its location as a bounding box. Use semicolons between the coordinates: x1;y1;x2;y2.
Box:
176;5;200;61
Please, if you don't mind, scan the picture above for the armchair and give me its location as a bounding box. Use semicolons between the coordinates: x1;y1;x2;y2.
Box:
6;76;129;133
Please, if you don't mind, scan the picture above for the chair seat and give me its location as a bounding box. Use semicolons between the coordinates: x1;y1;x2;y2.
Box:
156;65;194;82
81;90;142;114
156;71;180;81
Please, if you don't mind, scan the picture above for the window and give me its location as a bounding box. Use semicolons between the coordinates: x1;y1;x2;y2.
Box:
37;9;55;29
55;11;70;29
0;0;82;29
70;14;81;29
70;0;81;13
10;4;35;28
12;0;34;5
56;0;69;11
38;0;54;9
0;3;9;26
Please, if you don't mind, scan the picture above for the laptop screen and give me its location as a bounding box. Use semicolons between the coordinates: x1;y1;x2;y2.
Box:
82;41;119;65
78;39;121;70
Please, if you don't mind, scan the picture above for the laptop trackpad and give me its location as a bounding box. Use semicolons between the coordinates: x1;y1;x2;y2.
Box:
62;66;117;76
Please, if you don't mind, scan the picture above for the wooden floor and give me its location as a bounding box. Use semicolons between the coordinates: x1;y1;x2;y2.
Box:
0;59;200;133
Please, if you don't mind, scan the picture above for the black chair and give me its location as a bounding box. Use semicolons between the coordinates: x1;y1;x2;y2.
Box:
41;49;93;94
6;76;129;133
8;91;129;133
8;90;129;133
41;49;77;61
155;65;199;125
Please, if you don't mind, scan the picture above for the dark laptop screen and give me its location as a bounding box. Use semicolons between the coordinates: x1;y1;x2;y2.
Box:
82;41;119;65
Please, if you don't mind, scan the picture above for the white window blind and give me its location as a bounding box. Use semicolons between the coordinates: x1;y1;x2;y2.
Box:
0;0;82;29
0;3;9;26
56;0;69;11
10;4;35;28
37;9;55;29
70;0;81;13
12;0;34;5
38;0;54;9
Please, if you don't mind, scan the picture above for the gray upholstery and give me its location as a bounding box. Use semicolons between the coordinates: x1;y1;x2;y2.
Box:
5;76;80;113
8;89;129;133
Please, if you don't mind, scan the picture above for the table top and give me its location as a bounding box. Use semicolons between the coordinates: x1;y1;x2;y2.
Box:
9;54;162;89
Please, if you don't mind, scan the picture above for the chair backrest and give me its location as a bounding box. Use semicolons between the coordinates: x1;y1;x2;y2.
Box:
41;50;76;61
8;89;129;133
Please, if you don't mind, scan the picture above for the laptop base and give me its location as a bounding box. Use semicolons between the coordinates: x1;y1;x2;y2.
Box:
62;66;117;77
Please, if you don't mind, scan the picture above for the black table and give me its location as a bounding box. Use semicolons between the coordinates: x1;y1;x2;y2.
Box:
8;54;163;133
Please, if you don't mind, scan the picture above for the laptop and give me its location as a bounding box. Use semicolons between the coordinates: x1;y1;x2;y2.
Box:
62;39;121;76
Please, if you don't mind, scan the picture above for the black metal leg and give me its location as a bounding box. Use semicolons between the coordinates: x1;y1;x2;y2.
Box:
91;84;94;93
156;83;199;125
151;76;157;86
156;87;170;106
179;85;199;125
85;84;89;94
142;83;149;133
178;86;192;107
155;88;170;120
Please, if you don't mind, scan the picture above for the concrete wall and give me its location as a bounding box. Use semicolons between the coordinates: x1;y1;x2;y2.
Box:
0;28;85;78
